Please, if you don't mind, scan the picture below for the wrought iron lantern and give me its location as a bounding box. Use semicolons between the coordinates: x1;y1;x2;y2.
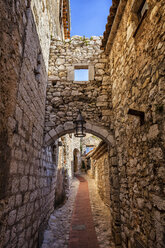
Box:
73;110;86;137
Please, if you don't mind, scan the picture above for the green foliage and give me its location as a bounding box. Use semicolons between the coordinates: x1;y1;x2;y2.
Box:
80;36;89;46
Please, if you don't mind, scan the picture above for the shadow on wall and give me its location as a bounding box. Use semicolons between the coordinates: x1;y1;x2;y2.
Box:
73;148;80;173
0;1;56;248
54;168;69;208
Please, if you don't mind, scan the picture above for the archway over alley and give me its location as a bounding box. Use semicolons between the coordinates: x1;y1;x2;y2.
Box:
44;121;115;147
42;130;116;248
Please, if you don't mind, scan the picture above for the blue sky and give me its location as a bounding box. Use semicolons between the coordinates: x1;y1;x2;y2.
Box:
74;69;88;81
70;0;112;38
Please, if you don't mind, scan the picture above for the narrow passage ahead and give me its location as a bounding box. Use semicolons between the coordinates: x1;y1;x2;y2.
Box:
42;175;114;248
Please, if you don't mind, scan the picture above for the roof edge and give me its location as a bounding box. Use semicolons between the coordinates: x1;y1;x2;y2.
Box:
101;0;128;53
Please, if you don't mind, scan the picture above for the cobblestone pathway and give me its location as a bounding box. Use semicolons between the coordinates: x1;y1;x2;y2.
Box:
84;175;115;248
68;175;99;248
41;174;114;248
41;177;80;248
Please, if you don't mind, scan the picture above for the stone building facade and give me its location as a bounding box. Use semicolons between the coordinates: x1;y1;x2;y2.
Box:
86;141;110;208
101;0;165;247
0;0;164;248
44;35;113;137
53;133;81;207
0;0;71;247
44;0;165;247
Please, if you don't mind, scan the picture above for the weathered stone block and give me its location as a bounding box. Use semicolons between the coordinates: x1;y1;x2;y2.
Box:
64;122;74;131
152;195;165;210
102;110;112;116
97;95;108;102
11;178;19;194
136;198;145;209
16;194;22;207
10;160;18;174
148;124;159;139
150;6;159;22
71;91;79;96
56;58;65;65
17;205;26;221
53;92;61;97
61;90;71;96
30;190;38;202
20;176;28;192
48;129;57;138
95;63;105;69
55;125;64;135
96;102;108;107
149;148;163;161
97;69;105;75
95;76;102;81
8;210;17;226
44;133;52;144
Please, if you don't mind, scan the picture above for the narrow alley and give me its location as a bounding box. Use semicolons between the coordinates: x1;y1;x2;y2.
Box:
0;0;165;248
42;174;114;248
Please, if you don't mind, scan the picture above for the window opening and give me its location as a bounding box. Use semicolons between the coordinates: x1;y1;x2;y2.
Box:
74;68;89;81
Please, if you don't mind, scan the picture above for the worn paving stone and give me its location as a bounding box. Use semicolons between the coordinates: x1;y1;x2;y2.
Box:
42;174;115;248
84;175;115;248
41;178;79;248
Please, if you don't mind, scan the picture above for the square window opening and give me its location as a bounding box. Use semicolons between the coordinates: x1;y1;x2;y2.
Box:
74;69;89;81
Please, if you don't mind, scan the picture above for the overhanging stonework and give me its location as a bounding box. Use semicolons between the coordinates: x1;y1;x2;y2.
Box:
45;36;113;140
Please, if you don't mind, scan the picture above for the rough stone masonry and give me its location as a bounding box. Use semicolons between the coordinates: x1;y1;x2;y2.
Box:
45;35;112;135
0;0;165;248
105;0;165;247
0;0;63;247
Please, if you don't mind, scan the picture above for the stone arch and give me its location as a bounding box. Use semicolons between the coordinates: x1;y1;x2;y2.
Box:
44;121;115;147
44;120;121;246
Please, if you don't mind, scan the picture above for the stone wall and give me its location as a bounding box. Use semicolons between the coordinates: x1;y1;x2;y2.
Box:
1;0;164;248
31;0;63;70
87;142;110;207
44;35;121;248
54;134;81;207
45;35;113;137
0;1;62;247
105;0;165;247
